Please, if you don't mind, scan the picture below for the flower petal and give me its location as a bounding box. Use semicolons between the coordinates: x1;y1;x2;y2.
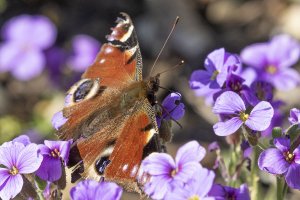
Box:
0;168;10;188
174;162;202;183
293;147;300;164
0;174;23;200
161;93;185;121
289;108;300;125
2;15;32;41
205;48;225;71
272;69;300;91
240;67;257;86
11;49;45;81
0;42;21;72
68;35;100;72
208;184;226;197
195;168;215;197
189;70;211;89
273;138;290;152
143;175;171;200
70;179;99;200
237;184;251;200
245;101;274;131
268;35;300;69
141;153;175;176
224;53;241;72
215;70;227;88
29;16;57;49
213;117;243;136
285;164;300;190
58;140;72;164
35;155;61;182
98;181;122;200
175;141;206;164
213;91;245;115
258;148;289;174
0;142;25;168
12;135;31;146
17;143;43;174
240;43;268;69
51;111;68;130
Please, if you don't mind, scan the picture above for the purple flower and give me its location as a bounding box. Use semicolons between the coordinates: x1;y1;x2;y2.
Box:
12;135;31;146
0;15;57;80
208;184;250;200
70;179;122;200
258;137;300;189
35;140;72;182
67;34;100;72
289;108;300;126
212;91;274;136
0;141;43;199
51;111;68;130
213;73;257;106
190;48;241;90
241;34;300;90
250;81;274;102
157;93;185;126
141;141;206;199
165;167;215;200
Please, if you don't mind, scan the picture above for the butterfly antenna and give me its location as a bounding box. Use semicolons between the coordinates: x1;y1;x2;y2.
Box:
156;60;184;76
149;16;180;76
158;85;181;96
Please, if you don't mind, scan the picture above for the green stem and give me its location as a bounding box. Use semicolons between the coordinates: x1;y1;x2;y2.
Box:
250;146;260;200
37;189;45;200
283;181;288;199
256;141;267;151
276;177;288;200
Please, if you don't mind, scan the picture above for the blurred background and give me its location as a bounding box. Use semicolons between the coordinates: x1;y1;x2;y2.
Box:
1;0;300;199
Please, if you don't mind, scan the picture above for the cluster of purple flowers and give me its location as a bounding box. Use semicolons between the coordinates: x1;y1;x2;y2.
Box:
190;35;300;137
0;135;73;199
141;141;250;200
0;134;123;200
189;34;300;197
0;15;101;81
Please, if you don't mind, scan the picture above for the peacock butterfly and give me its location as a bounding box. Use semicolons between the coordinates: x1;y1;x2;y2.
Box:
56;13;172;192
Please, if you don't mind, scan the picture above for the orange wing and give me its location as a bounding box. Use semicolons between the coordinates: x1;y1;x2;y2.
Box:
58;13;143;141
56;13;161;192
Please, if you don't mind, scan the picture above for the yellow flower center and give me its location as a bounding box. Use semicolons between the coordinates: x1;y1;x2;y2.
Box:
284;151;295;163
51;148;60;158
210;70;219;80
9;166;19;175
266;65;277;74
231;82;242;91
170;168;177;177
188;195;200;200
239;112;249;122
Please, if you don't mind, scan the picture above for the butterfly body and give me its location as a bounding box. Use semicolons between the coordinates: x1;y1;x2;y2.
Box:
57;13;163;192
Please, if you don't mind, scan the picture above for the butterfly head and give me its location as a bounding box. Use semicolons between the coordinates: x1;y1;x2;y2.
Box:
146;74;161;105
